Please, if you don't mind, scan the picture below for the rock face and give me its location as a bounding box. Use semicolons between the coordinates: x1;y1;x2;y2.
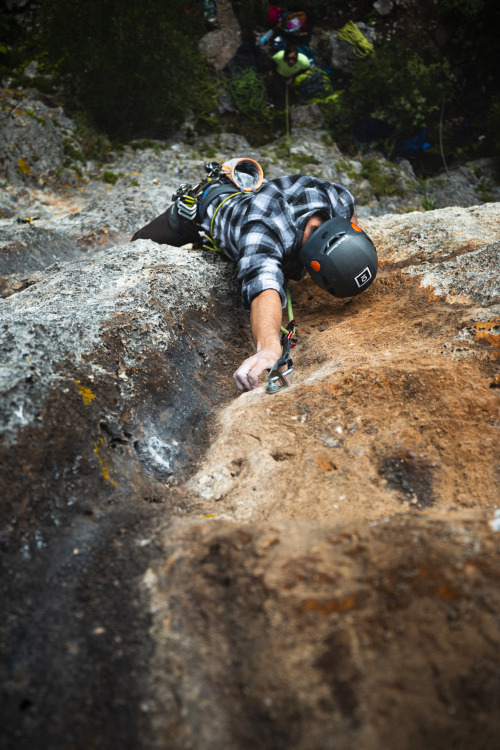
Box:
198;0;241;71
1;88;500;749
327;22;378;79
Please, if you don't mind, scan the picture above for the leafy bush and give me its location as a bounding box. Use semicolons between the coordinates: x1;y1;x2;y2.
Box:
38;0;210;141
103;171;120;185
347;43;451;135
361;157;397;197
320;40;452;156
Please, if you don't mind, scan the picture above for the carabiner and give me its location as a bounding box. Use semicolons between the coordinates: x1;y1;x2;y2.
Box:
266;363;293;394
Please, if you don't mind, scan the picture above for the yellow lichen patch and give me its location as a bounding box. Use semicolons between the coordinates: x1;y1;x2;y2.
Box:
17;158;32;175
93;437;118;487
74;379;96;405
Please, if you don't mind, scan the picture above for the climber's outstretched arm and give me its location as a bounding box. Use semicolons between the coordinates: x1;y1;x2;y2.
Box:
233;289;283;392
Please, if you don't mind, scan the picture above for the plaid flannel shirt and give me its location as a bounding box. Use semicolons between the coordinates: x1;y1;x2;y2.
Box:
200;174;356;308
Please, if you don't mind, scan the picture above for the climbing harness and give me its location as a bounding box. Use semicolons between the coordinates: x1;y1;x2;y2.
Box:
203;189;241;252
266;283;296;394
171;158;263;249
337;21;374;58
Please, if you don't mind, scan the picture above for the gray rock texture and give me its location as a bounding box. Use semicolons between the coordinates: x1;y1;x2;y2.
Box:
1;86;500;750
198;0;241;71
327;22;378;78
0;88;78;184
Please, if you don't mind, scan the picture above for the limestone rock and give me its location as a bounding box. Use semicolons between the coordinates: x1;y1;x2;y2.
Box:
0;89;77;184
374;0;394;16
328;23;377;78
198;0;241;71
1;85;500;750
426;158;500;208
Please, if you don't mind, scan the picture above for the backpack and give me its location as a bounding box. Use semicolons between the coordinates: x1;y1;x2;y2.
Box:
281;10;309;33
294;68;334;102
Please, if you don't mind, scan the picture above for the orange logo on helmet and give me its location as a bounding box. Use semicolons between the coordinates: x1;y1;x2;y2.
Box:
310;260;321;271
351;223;362;232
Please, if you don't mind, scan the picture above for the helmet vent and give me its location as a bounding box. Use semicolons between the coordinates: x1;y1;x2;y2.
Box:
326;232;346;250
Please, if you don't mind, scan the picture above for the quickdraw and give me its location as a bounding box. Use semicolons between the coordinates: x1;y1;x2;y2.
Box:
171;160;222;225
266;283;297;394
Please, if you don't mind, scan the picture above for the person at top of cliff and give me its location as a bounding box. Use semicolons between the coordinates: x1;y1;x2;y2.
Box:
131;164;377;392
272;43;311;84
268;43;312;106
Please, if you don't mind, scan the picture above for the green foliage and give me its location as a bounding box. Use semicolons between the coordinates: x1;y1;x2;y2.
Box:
348;44;452;135
292;152;321;173
38;0;209;141
71;112;114;164
421;195;435;211
318;95;358;154
320;41;452;155
63;140;84;162
103;171;120;185
361;157;397;197
437;0;498;82
474;183;494;203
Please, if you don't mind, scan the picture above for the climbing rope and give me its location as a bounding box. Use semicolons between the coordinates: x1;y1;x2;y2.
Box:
226;67;268;116
337;21;374;58
285;85;295;172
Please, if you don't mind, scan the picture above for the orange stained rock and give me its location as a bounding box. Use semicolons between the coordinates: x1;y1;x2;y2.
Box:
300;595;359;615
314;452;338;472
471;320;500;348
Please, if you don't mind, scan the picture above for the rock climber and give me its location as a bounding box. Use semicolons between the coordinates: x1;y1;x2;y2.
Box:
272;43;311;83
131;166;377;392
269;43;311;104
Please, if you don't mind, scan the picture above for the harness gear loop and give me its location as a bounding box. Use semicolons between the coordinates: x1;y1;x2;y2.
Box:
173;158;264;251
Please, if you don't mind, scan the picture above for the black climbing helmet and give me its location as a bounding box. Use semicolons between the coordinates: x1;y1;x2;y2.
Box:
299;216;378;298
